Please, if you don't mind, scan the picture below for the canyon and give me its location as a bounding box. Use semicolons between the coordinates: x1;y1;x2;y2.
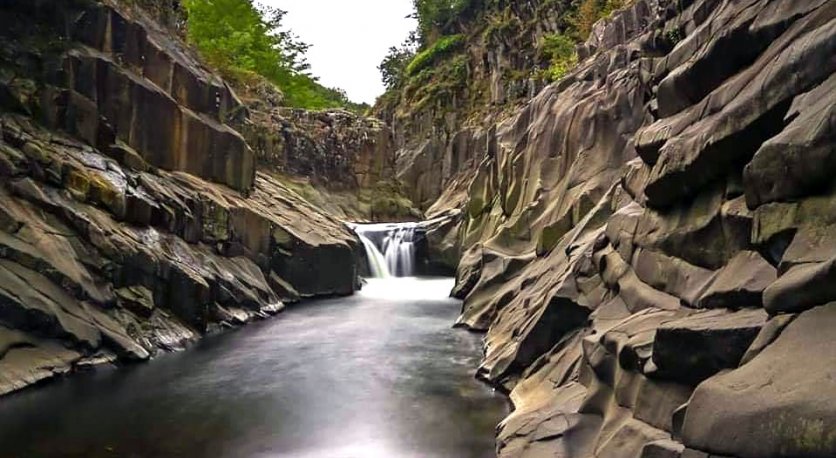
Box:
0;0;835;457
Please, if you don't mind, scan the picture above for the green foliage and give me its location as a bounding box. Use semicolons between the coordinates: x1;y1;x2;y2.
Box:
413;0;474;39
405;34;464;77
482;8;522;42
665;27;684;46
569;0;631;41
540;33;577;81
182;0;356;110
379;32;418;90
541;33;575;61
601;0;630;16
404;53;469;113
379;47;413;90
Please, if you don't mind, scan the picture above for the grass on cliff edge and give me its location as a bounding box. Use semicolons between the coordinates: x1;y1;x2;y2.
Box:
405;34;465;77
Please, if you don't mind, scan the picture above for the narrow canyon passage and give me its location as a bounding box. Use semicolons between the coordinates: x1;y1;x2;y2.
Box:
0;277;507;458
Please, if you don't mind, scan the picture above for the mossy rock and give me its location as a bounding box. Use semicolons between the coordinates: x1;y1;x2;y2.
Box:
0;143;26;176
108;142;149;172
21;141;51;165
537;217;572;255
271;226;294;249
64;168;91;201
88;174;125;216
467;196;486;218
370;194;417;220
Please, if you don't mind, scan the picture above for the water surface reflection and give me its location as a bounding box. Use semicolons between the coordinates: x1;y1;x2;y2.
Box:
0;278;507;458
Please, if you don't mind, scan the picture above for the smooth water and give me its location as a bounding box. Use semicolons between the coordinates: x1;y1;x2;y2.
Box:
0;278;507;458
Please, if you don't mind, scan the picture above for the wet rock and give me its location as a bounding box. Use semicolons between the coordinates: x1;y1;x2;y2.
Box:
115;286;155;318
0;259;102;349
419;209;462;274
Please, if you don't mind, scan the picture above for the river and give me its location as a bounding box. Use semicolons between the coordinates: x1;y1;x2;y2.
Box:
0;277;508;458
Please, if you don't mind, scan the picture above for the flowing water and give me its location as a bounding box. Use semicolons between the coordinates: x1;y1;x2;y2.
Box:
357;233;390;278
352;223;418;277
0;278;508;458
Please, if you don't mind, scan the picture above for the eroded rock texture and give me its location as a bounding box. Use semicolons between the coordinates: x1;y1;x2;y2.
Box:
0;0;361;395
396;0;836;456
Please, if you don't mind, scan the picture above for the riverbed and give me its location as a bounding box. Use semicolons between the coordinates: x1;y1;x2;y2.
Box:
0;278;508;458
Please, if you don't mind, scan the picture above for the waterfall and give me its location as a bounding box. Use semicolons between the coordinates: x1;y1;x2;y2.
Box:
350;223;418;278
357;232;390;278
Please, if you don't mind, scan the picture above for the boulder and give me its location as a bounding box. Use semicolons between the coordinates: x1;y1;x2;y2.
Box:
695;251;777;309
763;255;836;315
681;303;836;458
652;308;768;385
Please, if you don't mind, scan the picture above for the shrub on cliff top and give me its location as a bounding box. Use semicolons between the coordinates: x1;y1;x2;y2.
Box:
405;34;465;77
414;0;474;39
570;0;632;40
540;33;578;81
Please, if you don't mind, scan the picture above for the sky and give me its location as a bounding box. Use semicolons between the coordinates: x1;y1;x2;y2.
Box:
262;0;417;105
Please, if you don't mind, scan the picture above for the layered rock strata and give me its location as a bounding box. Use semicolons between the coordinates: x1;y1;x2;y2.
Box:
239;104;419;221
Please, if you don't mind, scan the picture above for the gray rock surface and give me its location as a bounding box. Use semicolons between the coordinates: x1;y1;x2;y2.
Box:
385;0;836;455
682;303;836;458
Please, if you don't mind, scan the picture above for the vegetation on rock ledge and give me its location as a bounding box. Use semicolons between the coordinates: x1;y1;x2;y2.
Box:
376;0;636;121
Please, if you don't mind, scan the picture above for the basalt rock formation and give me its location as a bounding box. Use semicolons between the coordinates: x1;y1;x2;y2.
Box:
2;0;835;455
239;101;418;221
0;0;406;396
383;0;836;456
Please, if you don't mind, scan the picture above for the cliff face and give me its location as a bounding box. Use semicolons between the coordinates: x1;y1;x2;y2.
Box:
0;0;386;395
377;0;580;211
240;103;418;222
387;0;836;456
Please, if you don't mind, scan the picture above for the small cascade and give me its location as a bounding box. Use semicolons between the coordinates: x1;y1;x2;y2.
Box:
350;222;419;278
382;225;416;277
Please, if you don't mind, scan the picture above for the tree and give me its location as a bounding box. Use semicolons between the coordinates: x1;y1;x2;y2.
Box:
379;31;418;90
413;0;473;40
183;0;357;110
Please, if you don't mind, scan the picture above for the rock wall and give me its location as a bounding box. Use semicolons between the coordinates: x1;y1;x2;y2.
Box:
376;0;578;210
0;0;361;395
239;103;419;221
394;0;836;456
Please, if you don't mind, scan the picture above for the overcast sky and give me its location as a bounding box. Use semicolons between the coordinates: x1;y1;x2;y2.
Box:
261;0;417;105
